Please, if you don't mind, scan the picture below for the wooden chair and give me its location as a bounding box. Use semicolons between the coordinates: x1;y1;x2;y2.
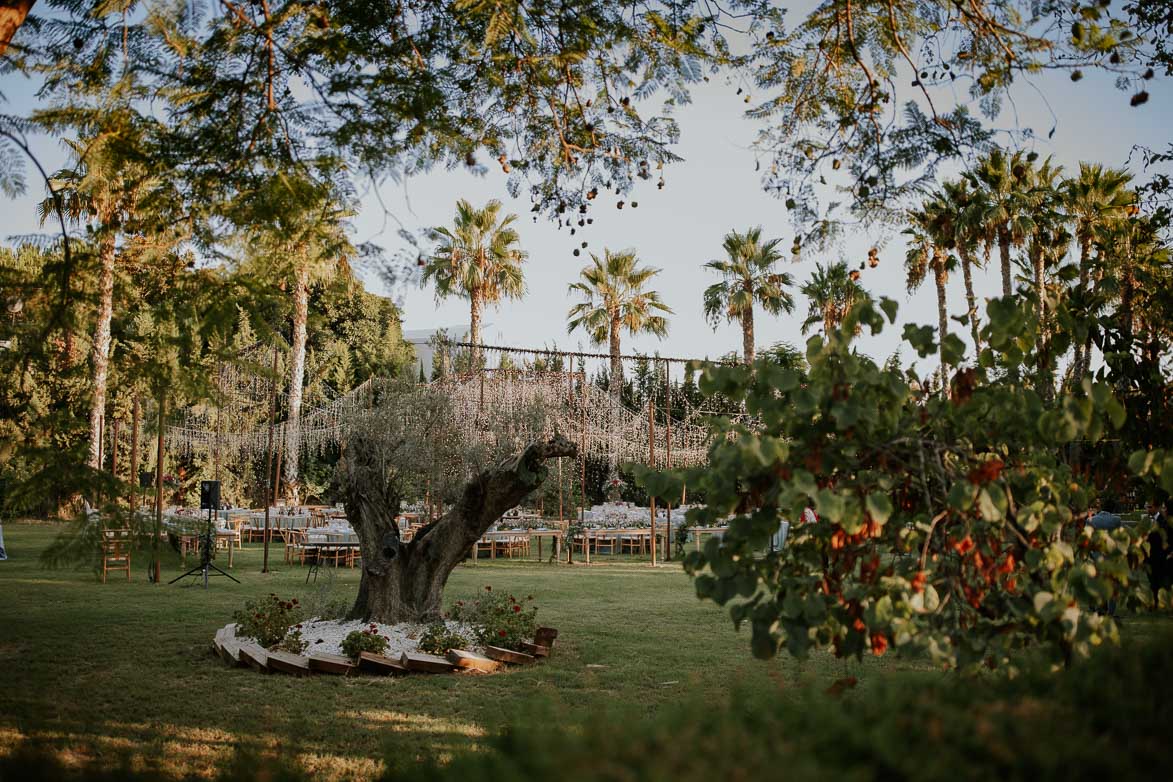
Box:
101;528;133;583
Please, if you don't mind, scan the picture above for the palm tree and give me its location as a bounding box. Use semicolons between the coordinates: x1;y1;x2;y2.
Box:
904;193;955;390
702;227;794;364
966;149;1035;298
39;134;148;471
566;249;672;398
1063;163;1134;383
236;173;350;496
800;261;867;337
1021;158;1067;395
424;199;527;369
940;178;985;352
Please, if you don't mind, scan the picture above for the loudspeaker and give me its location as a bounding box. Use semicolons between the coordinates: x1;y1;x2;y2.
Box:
200;480;221;510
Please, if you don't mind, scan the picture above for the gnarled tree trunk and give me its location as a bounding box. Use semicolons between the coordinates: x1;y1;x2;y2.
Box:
340;433;577;623
284;264;309;493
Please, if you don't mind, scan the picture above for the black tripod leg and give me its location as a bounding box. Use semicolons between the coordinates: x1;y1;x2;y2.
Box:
206;563;241;583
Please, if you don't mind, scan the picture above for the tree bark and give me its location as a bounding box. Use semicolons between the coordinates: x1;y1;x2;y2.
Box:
1072;234;1092;383
340;433;578;624
998;226;1012;298
609;313;622;399
958;245;981;353
933;250;949;395
741;306;755;365
469;289;482;370
130;395;140;511
0;0;35;58
284;264;309;491
88;237;116;470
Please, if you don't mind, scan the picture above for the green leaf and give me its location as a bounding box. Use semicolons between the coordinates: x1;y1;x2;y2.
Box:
866;491;893;526
978;486;1003;521
879;296;898;323
941;333;966;366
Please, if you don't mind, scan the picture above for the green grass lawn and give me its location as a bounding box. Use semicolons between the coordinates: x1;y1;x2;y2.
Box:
2;519;1164;780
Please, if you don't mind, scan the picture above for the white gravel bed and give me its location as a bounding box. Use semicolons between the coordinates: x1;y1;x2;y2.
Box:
261;617;483;658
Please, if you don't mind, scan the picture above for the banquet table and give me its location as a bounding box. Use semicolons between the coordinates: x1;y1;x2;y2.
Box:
473;527;565;561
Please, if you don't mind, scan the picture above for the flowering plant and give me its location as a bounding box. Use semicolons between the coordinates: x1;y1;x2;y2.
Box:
449;587;538;651
417;622;471;655
340;625;389;660
233;593;306;652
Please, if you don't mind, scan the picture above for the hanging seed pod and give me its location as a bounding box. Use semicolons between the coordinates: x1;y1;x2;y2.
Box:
785;197;796;209
578;219;585;227
502;163;511;173
617;201;624;209
581;241;588;248
570;228;576;235
1131;91;1149;106
631;201;638;208
587;218;594;224
832;159;841;170
657;180;665;190
849;270;861;282
587;188;598;200
573;249;581;256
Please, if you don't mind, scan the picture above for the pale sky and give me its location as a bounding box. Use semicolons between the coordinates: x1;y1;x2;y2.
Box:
2;49;1169;380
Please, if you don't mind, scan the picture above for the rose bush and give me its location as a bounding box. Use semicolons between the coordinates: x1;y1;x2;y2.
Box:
449;587;537;651
233;593;306;653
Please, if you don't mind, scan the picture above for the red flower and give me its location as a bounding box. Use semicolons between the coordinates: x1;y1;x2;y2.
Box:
498;630;507;638
512;604;522;613
910;571;927;594
852;618;866;633
871;633;888;656
952;535;975;556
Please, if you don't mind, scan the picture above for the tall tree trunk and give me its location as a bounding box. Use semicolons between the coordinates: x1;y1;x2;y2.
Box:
741;306;755;365
284;264;309;491
88;237;116;470
130;396;140;511
609;314;622;399
998;226;1012;298
341;433;577;623
933;251;949;395
0;0;35;58
469;289;482;370
1031;242;1053;400
959;245;982;353
1072;234;1092;384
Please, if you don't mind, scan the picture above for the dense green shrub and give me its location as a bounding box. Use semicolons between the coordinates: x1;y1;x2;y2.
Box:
449;586;537;650
340;625;389;660
639;297;1160;672
417;622;471;655
233;593;306;652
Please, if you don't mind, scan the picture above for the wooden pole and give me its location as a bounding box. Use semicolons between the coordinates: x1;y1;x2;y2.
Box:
649;392;656;567
558;457;563;522
664;363;672;561
262;345;277;573
214;360;223;485
130;396;140;512
576;370;586;565
273;422;285;505
153;394;165;583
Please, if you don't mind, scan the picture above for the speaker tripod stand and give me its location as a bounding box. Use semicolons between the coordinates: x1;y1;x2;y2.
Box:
169;508;240;587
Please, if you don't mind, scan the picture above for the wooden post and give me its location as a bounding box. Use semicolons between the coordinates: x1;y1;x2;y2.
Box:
214;360;223;485
273;422;285;505
579;370;587;565
153;394;165;584
649;393;656;567
130;396;140;512
664;363;672;561
262;344;277;573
